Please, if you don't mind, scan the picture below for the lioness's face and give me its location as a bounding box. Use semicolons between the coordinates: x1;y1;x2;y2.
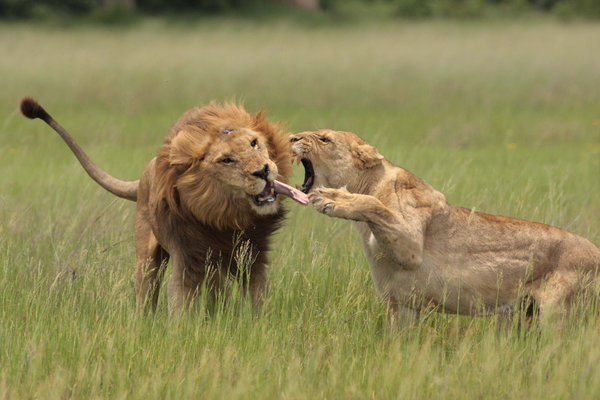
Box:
174;127;281;216
289;129;383;193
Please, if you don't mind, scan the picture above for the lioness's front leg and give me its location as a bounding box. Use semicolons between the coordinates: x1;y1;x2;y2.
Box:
386;296;420;330
311;187;426;270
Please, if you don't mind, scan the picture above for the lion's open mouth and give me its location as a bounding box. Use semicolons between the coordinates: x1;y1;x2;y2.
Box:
252;179;311;207
253;181;276;206
299;158;314;194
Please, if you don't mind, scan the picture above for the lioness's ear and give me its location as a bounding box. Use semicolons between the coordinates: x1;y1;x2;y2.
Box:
351;142;384;169
169;129;210;172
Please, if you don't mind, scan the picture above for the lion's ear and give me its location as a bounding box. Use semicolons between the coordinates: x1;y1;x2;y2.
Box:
169;129;210;171
351;142;384;169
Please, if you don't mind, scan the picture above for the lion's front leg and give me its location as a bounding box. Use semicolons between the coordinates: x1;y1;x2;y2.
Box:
167;253;201;313
311;187;426;270
248;266;267;310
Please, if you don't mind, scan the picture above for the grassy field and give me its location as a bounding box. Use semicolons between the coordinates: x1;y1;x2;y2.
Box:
1;17;600;398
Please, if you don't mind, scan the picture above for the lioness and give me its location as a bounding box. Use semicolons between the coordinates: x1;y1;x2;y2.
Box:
21;97;308;312
290;129;600;326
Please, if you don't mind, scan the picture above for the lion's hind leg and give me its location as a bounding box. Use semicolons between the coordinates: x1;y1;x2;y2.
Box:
135;220;169;312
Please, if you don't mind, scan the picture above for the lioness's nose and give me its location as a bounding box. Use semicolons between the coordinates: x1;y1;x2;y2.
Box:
252;164;270;180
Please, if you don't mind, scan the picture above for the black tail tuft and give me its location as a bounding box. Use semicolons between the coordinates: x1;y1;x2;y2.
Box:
20;97;50;121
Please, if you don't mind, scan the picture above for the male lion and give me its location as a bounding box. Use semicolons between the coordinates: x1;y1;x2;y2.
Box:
290;129;600;327
21;97;308;312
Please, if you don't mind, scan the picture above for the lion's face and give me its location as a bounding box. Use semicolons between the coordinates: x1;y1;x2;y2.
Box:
199;128;280;213
157;103;291;230
289;129;383;193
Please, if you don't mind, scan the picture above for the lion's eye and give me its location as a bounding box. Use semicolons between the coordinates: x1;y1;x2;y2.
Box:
250;139;258;148
319;137;330;143
220;157;235;164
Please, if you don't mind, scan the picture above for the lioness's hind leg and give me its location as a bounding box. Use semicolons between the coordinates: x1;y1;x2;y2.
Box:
135;221;169;311
538;270;578;329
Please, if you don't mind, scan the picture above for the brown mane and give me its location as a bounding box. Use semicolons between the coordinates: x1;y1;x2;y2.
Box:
159;201;286;296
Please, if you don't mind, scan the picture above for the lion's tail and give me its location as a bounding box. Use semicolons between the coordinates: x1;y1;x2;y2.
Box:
20;97;138;201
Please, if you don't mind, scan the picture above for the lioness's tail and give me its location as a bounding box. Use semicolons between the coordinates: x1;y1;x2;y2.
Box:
20;97;138;201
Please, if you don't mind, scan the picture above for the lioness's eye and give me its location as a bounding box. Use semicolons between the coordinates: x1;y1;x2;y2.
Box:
319;137;330;143
221;157;235;164
250;139;258;148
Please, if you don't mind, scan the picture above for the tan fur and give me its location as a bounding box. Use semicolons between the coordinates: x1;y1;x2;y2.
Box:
291;129;600;327
23;98;290;312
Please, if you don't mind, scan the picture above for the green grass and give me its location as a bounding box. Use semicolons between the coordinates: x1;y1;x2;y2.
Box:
1;18;600;398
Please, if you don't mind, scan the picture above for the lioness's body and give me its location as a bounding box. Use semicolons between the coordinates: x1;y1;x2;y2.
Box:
22;99;291;311
291;129;600;325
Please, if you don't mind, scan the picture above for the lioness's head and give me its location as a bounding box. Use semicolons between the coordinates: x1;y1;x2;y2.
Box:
157;103;291;230
289;129;383;193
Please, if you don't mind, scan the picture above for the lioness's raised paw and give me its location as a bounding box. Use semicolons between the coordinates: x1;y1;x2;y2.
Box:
310;187;335;215
310;187;355;218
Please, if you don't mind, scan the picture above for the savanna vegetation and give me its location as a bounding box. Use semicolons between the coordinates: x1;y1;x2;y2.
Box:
1;16;599;399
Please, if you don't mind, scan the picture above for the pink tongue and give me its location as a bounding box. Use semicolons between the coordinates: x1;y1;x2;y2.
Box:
273;180;310;205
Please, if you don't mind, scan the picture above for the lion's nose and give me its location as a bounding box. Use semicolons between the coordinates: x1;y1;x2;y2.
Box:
252;164;270;180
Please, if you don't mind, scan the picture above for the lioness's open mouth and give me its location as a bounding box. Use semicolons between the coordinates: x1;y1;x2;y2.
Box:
299;158;314;194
